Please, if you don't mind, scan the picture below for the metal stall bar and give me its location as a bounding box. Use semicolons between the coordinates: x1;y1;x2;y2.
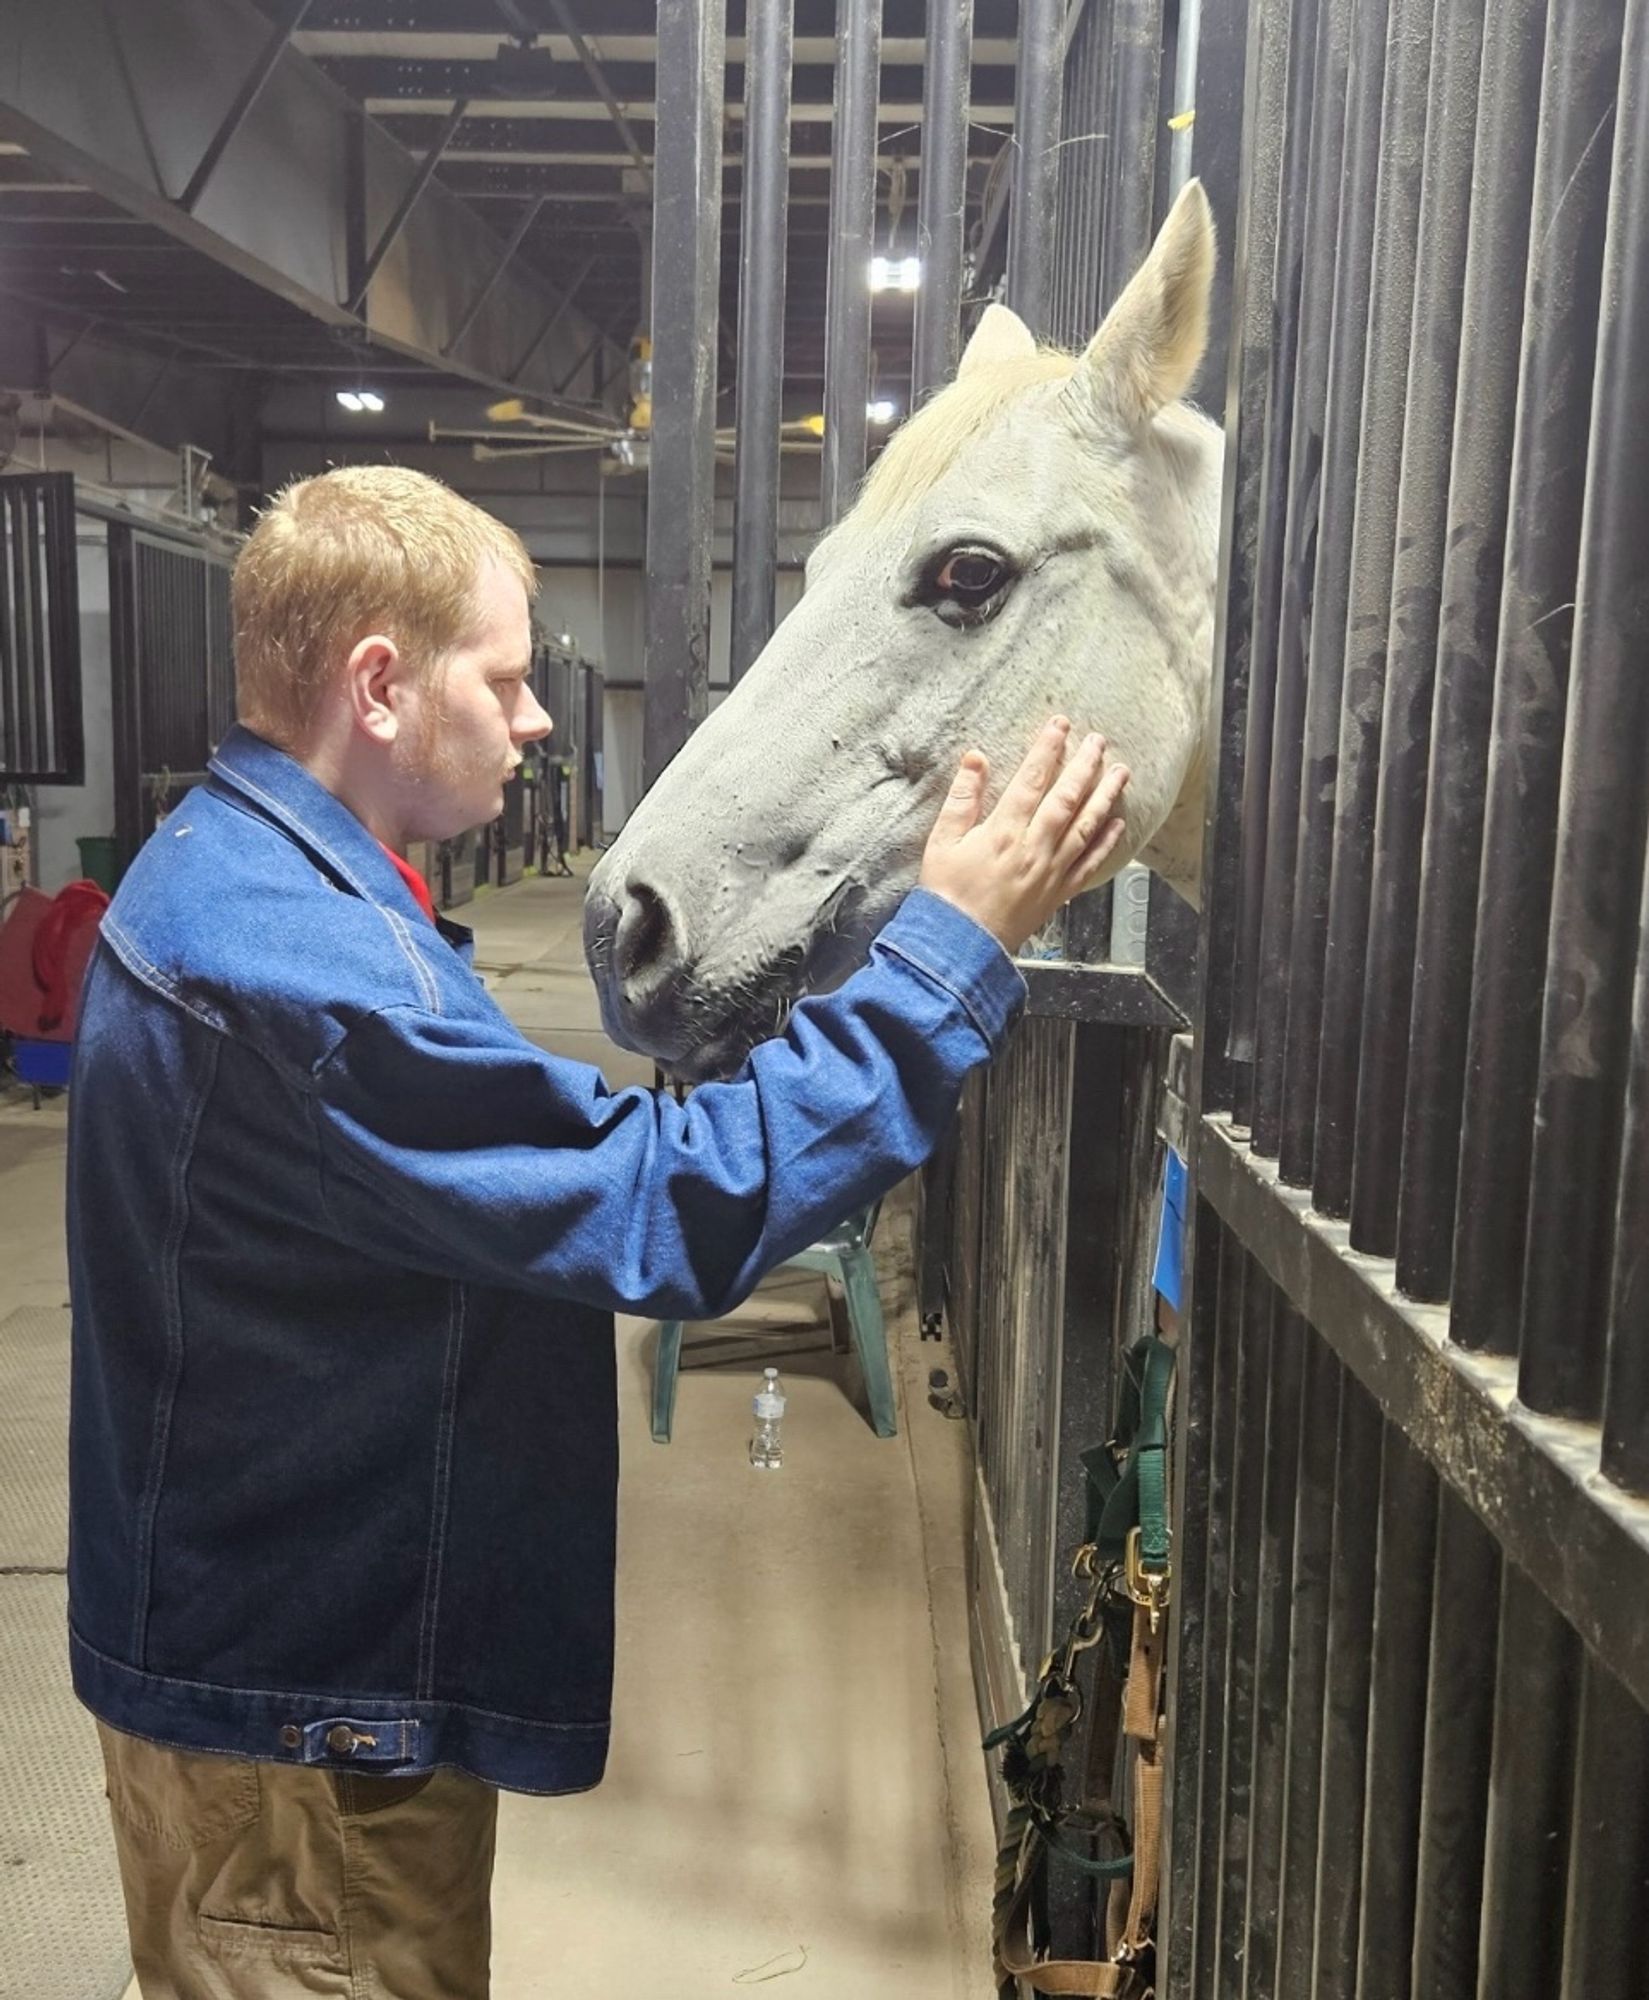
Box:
1558;1653;1649;1996
1275;0;1392;1184
642;0;726;787
1078;2;1115;348
1222;0;1322;1133
728;0;793;685
1188;0;1288;1126
1307;1375;1383;1998
0;474;82;787
1272;1337;1340;1991
1609;864;1649;1491
1099;0;1165;308
1449;0;1623;1354
1522;0;1648;1425
819;0;882;528
1247;0;1352;1159
1408;1490;1501;2000
1310;0;1432;1224
1353;1427;1441;2000
1164;1203;1225;1992
1394;0;1550;1303
1166;10;1285;1964
1184;1228;1243;1997
1476;1563;1581;1999
1236;1301;1307;1996
1210;1261;1275;1987
106;522;145;872
1346;0;1487;1254
1005;0;1065;339
1601;0;1649;1498
910;0;974;403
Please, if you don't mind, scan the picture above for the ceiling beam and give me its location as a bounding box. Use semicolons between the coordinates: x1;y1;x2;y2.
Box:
366;97;1016;124
294;32;1019;65
0;0;623;404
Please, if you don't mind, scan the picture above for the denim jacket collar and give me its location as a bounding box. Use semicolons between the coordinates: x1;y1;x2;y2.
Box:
208;724;474;959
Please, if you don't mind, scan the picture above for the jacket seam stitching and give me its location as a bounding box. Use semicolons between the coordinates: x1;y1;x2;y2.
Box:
128;1030;221;1666
71;1627;607;1733
382;907;441;1012
223;762;440;1014
416;1286;467;1700
874;934;1001;1048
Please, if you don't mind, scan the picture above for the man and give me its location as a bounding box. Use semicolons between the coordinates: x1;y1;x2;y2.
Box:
68;465;1130;1998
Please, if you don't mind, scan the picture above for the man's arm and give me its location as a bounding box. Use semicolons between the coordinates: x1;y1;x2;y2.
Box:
312;721;1129;1319
314;887;1017;1320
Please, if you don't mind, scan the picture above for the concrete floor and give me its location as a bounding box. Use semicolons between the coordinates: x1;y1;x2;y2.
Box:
0;866;997;1999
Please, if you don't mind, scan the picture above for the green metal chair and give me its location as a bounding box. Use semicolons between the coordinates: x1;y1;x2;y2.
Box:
650;1205;896;1442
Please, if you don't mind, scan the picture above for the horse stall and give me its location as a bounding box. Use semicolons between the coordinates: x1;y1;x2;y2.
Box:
621;0;1649;1992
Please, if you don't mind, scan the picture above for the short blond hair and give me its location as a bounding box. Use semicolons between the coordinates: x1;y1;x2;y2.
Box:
233;465;538;748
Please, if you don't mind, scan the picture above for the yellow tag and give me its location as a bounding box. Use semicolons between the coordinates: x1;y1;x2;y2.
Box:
1167;109;1196;132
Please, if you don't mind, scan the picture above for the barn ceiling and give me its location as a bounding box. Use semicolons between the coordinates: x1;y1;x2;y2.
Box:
281;0;1018;398
0;0;1019;433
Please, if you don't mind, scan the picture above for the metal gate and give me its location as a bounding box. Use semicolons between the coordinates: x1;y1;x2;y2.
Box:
638;0;1649;1987
107;520;234;872
1170;0;1649;1993
0;472;83;787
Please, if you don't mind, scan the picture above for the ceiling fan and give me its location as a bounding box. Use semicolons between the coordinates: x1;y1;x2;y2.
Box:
429;337;828;476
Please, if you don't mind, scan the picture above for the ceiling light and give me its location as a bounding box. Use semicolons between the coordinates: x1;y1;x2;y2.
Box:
867;399;898;425
336;390;364;412
869;256;922;294
358;390;386;413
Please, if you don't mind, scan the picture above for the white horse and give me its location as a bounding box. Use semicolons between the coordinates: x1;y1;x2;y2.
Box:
586;181;1222;1078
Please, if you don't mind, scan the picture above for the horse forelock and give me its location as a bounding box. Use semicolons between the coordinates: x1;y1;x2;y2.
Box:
851;350;1079;526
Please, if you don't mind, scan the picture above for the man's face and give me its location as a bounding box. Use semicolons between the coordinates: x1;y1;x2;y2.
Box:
397;559;552;840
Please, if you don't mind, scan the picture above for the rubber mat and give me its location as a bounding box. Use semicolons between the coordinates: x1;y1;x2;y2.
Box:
0;1304;71;1570
0;1307;130;1998
0;1576;130;1997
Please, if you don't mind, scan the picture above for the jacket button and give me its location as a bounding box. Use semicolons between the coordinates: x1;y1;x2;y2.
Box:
279;1725;301;1749
326;1725;357;1758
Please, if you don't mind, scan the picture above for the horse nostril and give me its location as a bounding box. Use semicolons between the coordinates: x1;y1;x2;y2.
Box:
613;880;682;996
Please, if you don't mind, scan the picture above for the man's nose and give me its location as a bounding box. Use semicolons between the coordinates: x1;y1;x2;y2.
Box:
516;688;554;742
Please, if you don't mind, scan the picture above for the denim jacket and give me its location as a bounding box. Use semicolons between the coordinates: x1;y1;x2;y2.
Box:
67;726;1025;1794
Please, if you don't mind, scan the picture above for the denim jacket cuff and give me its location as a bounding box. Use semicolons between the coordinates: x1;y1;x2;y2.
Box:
873;888;1027;1051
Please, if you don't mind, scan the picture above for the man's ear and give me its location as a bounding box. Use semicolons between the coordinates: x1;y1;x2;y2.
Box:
345;634;402;745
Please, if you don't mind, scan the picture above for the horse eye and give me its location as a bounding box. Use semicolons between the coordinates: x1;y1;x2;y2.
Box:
933;548;1010;603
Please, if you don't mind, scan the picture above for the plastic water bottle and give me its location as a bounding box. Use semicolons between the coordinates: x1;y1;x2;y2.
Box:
750;1368;785;1469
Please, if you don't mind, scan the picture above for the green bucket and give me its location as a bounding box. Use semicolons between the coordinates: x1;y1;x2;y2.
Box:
76;835;119;894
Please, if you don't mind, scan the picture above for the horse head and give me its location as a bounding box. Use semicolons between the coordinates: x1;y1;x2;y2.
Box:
586;180;1223;1078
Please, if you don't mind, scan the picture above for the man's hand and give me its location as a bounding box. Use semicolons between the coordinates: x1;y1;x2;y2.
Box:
918;718;1131;955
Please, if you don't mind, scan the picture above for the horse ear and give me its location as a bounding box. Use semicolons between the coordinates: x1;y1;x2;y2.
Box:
958;303;1038;379
1069;179;1215;429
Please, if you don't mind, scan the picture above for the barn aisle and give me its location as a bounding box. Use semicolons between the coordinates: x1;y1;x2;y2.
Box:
475;869;998;1999
0;867;994;2000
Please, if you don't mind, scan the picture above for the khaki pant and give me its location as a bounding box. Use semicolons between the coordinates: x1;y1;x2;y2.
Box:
97;1722;497;2000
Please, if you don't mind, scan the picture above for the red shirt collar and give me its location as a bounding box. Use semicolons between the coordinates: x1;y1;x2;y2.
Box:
381;845;437;924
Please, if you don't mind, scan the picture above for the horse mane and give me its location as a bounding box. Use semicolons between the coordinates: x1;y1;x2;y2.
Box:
853;349;1078;525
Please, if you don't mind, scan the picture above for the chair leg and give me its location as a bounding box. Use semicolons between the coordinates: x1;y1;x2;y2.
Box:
840;1246;897;1439
652;1321;684;1443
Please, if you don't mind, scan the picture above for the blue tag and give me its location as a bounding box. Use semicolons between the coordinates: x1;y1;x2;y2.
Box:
1152;1147;1189;1310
